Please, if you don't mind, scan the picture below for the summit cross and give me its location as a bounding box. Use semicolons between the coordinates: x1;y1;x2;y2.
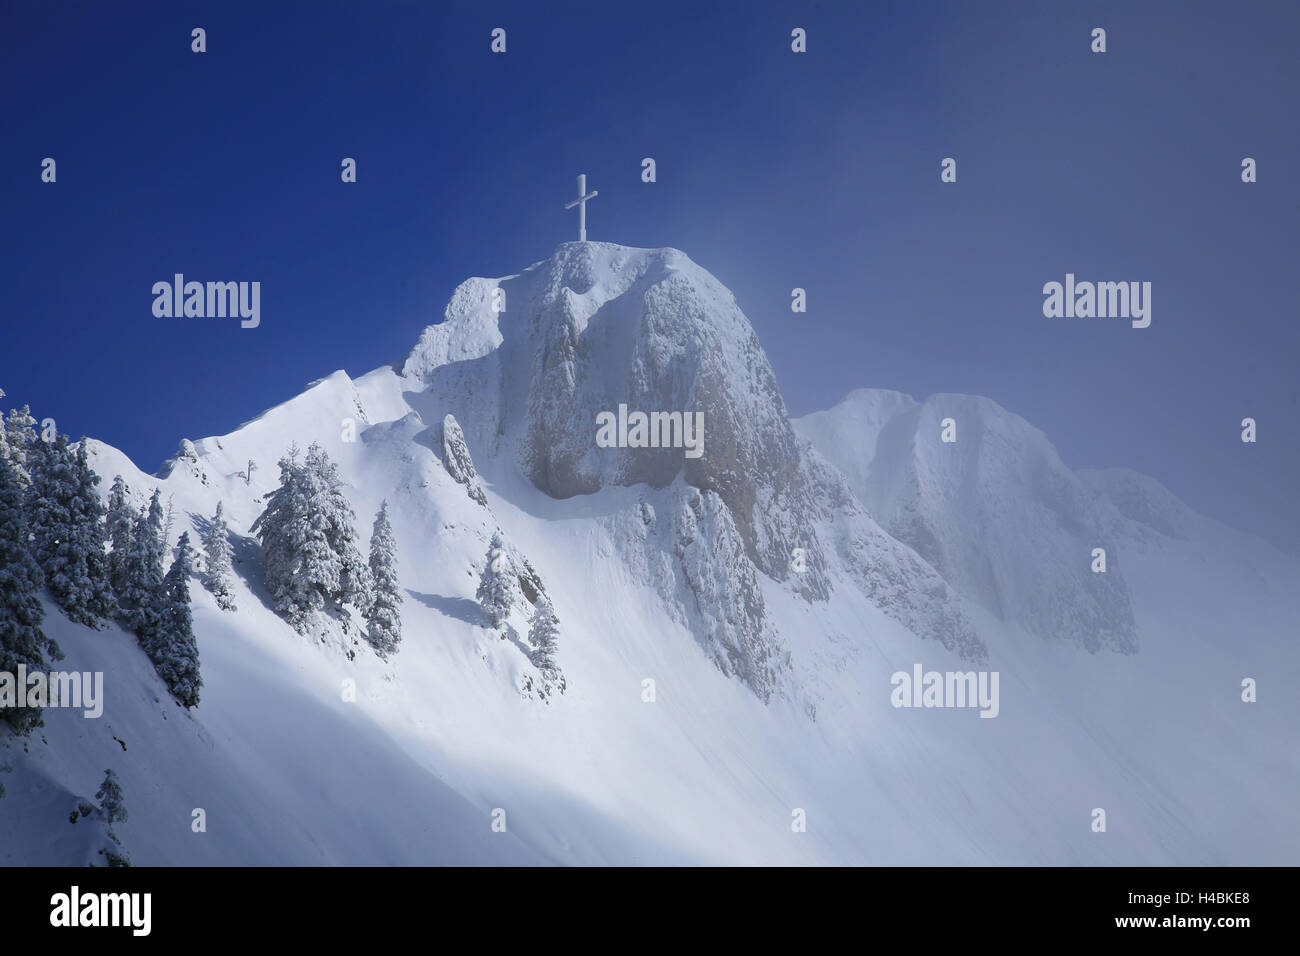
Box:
564;174;598;242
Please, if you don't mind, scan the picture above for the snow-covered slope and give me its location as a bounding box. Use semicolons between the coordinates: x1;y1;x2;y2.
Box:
4;244;1298;865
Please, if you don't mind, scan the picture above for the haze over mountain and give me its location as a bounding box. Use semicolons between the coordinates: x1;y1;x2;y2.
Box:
3;243;1296;865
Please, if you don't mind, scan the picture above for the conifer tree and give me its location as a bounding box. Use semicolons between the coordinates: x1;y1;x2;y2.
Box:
95;768;128;825
201;501;237;611
72;439;113;622
0;388;8;471
162;495;175;545
24;436;112;627
0;454;60;735
92;768;131;867
27;434;102;626
253;443;370;633
253;445;322;631
528;597;560;673
3;404;36;487
144;532;201;708
364;501;401;656
120;491;165;642
105;476;135;600
306;443;371;611
476;531;519;630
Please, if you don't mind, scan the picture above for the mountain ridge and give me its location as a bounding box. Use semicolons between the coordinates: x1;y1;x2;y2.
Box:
5;241;1297;865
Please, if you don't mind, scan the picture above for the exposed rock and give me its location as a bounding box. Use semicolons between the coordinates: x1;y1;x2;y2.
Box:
438;414;487;507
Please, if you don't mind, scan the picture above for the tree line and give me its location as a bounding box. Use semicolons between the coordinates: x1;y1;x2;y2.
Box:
1;390;203;732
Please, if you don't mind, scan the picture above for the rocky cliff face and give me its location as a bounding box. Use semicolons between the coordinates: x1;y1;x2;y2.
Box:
437;413;487;507
404;243;830;598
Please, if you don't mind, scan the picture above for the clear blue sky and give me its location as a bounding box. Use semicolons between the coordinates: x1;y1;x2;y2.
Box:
3;1;1297;553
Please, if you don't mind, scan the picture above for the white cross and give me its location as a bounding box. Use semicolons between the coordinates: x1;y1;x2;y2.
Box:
564;174;598;242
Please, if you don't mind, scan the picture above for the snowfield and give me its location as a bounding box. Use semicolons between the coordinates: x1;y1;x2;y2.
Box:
3;242;1297;865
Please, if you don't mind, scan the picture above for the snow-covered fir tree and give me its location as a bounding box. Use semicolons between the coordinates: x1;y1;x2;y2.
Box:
27;433;104;627
25;435;75;599
95;767;128;825
364;501;401;657
0;388;8;471
201;501;237;611
162;494;175;544
252;443;369;633
253;445;320;631
528;596;560;673
92;768;130;866
306;443;371;611
143;532;202;708
476;530;519;631
105;475;135;600
120;490;166;641
2;403;37;487
0;454;61;735
72;440;114;621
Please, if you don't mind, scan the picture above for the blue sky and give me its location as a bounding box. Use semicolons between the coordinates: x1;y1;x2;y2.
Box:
3;0;1297;552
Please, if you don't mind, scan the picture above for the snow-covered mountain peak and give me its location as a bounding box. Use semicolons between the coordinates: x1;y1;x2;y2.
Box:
7;240;1299;867
400;242;818;591
400;242;708;383
514;241;704;309
797;389;1141;654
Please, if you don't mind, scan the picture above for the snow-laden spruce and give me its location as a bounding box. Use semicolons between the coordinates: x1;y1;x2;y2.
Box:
252;442;371;634
526;596;565;699
0;388;9;478
307;443;371;611
201;501;237;612
119;490;166;641
1;398;36;487
142;532;201;708
90;768;130;866
26;434;112;628
364;501;401;657
253;446;321;632
476;530;519;632
105;475;136;599
94;768;127;823
0;453;60;735
74;441;114;622
527;596;559;672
